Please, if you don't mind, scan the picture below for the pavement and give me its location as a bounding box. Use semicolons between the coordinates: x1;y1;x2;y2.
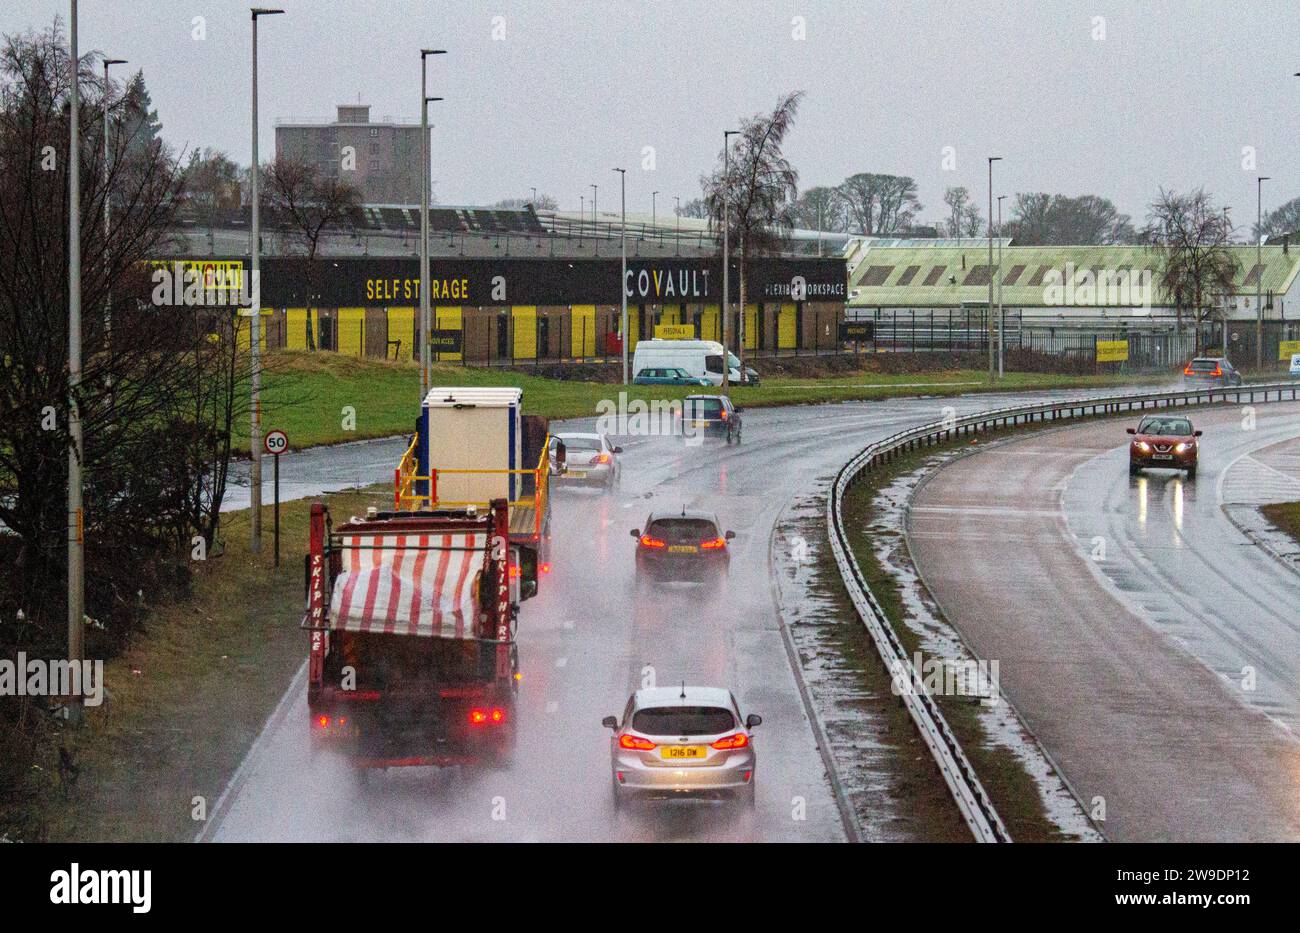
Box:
907;400;1300;842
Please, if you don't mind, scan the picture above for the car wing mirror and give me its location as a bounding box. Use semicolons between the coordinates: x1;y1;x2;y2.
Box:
735;405;745;412
630;528;640;538
602;716;619;730
613;446;624;454
1126;428;1136;435
745;714;762;729
555;440;567;472
724;530;735;540
1194;430;1203;437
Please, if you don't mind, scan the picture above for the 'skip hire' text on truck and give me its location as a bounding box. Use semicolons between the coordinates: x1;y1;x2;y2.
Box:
303;387;552;772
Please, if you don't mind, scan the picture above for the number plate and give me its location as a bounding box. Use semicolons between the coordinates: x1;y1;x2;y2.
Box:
660;745;707;760
1152;454;1173;460
667;545;697;553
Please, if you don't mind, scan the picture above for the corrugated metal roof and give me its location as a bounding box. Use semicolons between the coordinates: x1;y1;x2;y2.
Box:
847;244;1300;307
423;386;522;408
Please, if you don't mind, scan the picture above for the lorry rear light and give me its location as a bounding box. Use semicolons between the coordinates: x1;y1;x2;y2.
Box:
700;537;727;549
469;708;488;725
619;734;656;750
491;707;506;723
540;562;552;575
314;715;330;729
469;707;508;726
711;732;749;750
639;535;666;549
508;564;521;578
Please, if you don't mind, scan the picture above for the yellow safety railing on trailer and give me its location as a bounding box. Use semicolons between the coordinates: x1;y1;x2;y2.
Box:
394;434;551;541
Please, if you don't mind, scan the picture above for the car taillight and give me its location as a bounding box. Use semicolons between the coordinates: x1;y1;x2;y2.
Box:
1212;366;1222;376
711;732;749;750
639;535;666;549
719;409;728;421
619;734;656;750
591;453;611;464
1184;365;1195;376
700;537;727;549
469;707;507;726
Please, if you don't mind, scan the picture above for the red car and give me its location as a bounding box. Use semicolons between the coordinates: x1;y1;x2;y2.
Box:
1127;414;1202;478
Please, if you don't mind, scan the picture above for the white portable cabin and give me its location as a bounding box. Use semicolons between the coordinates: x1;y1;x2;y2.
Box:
417;386;524;506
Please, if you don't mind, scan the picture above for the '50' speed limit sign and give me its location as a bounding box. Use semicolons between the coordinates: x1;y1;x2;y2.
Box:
264;429;289;456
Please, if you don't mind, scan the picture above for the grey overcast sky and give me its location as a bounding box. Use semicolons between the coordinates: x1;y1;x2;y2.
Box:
6;0;1298;226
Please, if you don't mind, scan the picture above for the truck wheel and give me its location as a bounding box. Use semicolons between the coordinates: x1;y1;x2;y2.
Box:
1128;463;1141;478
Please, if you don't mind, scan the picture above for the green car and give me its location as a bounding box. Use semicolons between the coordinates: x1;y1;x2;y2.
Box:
633;367;711;386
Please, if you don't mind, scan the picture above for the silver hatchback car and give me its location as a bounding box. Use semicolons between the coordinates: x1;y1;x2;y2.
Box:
549;432;622;489
602;686;760;808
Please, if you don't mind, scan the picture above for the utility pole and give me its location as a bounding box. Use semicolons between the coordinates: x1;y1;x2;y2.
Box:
721;129;739;392
67;0;85;724
987;156;1002;383
419;49;445;401
249;7;283;555
615;168;627;383
102;57;126;389
1257;175;1270;370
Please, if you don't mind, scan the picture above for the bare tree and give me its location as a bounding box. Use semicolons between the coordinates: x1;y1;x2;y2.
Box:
1144;188;1240;353
941;186;983;237
1255;195;1300;241
182;147;242;248
676;197;709;219
836;173;921;235
262;156;362;349
702;90;803;368
1005;192;1136;245
494;194;557;211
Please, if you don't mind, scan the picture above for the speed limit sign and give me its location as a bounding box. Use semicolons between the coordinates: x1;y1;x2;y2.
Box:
264;429;288;456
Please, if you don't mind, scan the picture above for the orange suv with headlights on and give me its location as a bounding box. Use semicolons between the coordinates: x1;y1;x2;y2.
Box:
1127;414;1202;478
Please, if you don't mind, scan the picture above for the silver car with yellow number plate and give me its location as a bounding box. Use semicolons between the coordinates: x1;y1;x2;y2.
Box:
602;686;760;808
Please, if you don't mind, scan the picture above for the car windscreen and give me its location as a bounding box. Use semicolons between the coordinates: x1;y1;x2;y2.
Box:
684;398;723;417
646;518;718;543
705;354;723;374
1188;359;1221;372
632;705;735;736
1138;418;1192;436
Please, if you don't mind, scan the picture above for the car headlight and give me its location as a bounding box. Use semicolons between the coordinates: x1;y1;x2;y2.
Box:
1174;442;1189;453
1135;441;1151;452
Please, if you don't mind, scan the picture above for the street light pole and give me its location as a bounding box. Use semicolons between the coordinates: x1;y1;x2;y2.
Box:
997;194;1006;377
67;0;85;722
615;168;627;383
674;196;680;256
1257;175;1270;369
722;129;739;392
419;49;446;402
102;57;126;388
652;190;658;230
987;156;1002;383
590;183;598;237
249;7;284;555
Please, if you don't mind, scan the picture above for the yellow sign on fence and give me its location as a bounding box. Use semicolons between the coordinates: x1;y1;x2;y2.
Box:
1279;340;1300;361
1096;339;1129;363
654;324;695;340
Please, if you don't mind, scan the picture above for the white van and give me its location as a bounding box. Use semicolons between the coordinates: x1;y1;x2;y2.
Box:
631;339;755;386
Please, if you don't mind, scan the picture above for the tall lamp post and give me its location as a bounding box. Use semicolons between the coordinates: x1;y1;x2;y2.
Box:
249;7;284;555
614;168;627;383
986;156;1002;383
102;56;126;383
996;194;1006;377
67;0;85;722
721;129;739;391
590;183;598;238
1256;175;1270;369
674;196;681;256
419;49;446;401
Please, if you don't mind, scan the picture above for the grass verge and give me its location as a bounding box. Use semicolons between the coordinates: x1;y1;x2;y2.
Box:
1260;501;1300;547
20;486;389;843
248;349;1172;448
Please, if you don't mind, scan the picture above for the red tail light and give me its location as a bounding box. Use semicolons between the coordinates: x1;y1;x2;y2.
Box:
1183;365;1194;376
1212;366;1222;376
711;732;749;750
639;535;666;549
469;707;507;726
540;561;552;575
508;564;521;578
315;714;330;730
700;537;727;550
591;453;611;464
719;409;729;421
619;734;656;750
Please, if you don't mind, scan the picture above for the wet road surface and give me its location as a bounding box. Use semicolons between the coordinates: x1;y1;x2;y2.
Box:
908;401;1300;841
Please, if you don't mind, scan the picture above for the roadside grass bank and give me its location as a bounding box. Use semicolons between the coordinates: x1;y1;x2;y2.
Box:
19;486;389;843
774;503;971;841
837;424;1099;841
1260;501;1300;549
247;349;1172;449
